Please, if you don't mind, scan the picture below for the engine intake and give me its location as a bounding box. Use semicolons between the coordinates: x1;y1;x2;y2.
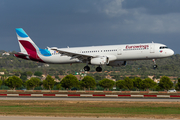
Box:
90;57;109;65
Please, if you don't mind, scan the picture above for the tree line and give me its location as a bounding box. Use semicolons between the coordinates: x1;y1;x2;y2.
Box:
0;74;179;91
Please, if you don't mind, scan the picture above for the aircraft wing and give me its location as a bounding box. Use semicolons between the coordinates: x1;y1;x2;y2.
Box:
51;48;98;60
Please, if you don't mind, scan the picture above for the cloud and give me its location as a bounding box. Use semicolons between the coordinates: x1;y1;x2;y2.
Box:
0;0;179;53
95;0;128;17
122;0;180;15
93;0;180;34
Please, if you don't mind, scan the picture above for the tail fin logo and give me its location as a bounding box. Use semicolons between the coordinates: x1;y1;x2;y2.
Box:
15;28;51;62
16;28;28;38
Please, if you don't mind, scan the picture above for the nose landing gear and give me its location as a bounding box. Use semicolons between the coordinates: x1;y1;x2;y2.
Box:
152;59;158;69
153;65;158;69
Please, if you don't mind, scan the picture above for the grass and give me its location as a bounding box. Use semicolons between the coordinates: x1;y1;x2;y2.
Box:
0;100;180;118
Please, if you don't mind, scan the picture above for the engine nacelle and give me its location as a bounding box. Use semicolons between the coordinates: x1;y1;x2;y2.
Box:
90;57;108;65
108;61;126;67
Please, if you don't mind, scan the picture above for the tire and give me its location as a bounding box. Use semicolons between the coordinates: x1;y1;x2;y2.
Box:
84;66;90;71
153;65;157;69
96;67;102;72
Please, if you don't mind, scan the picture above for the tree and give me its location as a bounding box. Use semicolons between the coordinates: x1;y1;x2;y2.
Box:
14;73;20;76
61;74;79;90
34;71;43;77
175;78;180;90
20;72;27;81
99;78;115;91
94;74;105;81
141;78;156;91
20;75;27;81
5;76;23;90
43;75;55;90
94;75;102;81
26;77;41;90
133;77;142;90
55;75;60;81
79;76;96;90
116;80;126;90
59;70;64;75
1;75;7;81
56;84;61;90
124;77;134;90
12;69;20;76
26;80;33;90
0;79;2;87
112;75;121;81
158;76;173;91
26;71;33;77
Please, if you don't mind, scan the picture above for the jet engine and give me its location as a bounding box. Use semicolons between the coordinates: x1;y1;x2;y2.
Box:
108;61;126;67
90;57;109;65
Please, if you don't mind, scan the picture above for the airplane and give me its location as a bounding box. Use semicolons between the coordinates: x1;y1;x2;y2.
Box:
14;28;174;72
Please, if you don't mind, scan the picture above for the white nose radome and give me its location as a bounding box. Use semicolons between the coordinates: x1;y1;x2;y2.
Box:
170;49;174;56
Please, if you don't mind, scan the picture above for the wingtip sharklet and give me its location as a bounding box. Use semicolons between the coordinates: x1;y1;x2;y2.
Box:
16;28;29;38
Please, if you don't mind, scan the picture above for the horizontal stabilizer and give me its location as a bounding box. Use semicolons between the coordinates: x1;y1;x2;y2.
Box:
14;52;29;57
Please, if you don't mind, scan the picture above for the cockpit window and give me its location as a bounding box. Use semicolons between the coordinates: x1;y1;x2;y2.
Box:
160;46;168;49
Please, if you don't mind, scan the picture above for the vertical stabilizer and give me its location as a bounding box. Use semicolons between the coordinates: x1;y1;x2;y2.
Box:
15;28;44;62
16;28;39;53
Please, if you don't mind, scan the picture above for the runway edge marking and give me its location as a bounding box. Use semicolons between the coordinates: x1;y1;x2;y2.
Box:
0;94;180;98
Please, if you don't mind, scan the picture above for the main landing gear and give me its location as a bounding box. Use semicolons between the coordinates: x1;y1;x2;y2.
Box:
84;65;102;72
152;59;158;69
96;66;102;72
84;65;90;71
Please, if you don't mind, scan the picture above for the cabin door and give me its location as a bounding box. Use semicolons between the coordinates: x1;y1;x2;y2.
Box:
117;48;122;55
150;44;155;53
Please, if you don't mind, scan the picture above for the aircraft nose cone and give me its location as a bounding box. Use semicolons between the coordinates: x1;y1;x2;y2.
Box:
170;49;174;56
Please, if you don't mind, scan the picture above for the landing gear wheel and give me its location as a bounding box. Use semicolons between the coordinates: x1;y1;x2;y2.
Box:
96;66;102;72
84;66;90;71
153;65;157;69
152;59;157;69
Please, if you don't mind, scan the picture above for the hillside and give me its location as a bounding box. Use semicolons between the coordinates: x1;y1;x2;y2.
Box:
0;51;180;79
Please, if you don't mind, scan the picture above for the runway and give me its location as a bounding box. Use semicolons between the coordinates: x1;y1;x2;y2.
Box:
0;116;174;120
0;97;180;102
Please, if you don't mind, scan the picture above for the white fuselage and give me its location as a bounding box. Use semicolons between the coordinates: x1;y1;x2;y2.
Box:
37;43;174;64
15;28;175;72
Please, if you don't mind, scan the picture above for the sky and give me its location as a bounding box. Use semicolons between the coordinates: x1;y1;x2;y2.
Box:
0;0;180;54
